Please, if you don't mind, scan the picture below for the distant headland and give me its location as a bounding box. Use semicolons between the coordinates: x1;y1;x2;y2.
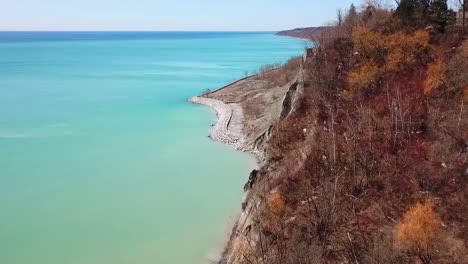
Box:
276;26;330;40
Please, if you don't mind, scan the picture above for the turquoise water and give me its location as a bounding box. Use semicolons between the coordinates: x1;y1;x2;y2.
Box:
0;32;306;264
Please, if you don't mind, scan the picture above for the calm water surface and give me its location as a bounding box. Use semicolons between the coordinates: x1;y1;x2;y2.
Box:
0;32;307;264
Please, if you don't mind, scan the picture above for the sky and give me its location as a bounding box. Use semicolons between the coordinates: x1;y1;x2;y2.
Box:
0;0;362;31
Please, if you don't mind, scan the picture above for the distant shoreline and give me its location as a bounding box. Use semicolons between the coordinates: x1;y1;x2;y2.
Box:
276;26;330;41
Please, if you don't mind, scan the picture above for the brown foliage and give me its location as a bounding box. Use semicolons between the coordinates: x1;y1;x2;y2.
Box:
424;59;446;95
347;61;381;90
385;30;431;70
352;26;385;58
348;27;430;94
395;200;441;255
267;191;286;216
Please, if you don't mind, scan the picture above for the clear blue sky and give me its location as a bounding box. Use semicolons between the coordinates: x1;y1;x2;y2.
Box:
0;0;363;31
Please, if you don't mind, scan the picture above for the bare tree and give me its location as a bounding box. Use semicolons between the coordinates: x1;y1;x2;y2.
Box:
337;9;344;26
458;0;467;35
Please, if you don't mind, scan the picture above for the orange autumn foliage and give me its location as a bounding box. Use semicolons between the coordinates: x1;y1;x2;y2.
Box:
267;191;285;216
386;30;430;71
396;200;441;254
349;27;430;92
348;62;381;90
386;49;405;72
352;26;385;58
424;59;446;95
411;30;431;51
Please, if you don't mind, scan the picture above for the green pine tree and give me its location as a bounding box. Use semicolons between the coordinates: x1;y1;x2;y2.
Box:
430;0;450;32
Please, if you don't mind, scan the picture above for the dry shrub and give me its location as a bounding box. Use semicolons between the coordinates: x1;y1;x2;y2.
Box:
386;30;430;70
395;200;441;263
348;28;430;94
352;26;385;57
351;27;429;60
385;50;405;72
424;59;446;95
267;191;285;216
348;62;381;90
405;30;430;53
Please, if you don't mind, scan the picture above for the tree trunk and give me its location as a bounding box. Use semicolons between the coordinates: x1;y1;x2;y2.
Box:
463;0;466;36
464;0;466;36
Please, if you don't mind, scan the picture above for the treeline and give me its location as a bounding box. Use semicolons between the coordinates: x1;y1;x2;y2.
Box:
239;0;467;263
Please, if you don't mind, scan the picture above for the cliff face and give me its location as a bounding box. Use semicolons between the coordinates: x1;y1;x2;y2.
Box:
202;58;304;164
189;55;310;263
204;53;309;264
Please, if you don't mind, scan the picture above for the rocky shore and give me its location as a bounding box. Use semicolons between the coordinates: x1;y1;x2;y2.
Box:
189;96;245;150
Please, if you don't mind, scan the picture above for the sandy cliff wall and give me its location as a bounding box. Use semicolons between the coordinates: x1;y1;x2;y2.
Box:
218;51;310;264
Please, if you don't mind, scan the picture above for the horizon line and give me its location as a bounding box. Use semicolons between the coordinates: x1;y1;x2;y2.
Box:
0;30;285;33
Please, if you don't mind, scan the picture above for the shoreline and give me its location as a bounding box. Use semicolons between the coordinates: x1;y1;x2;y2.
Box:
188;96;245;150
188;36;306;262
188;90;265;164
188;94;258;264
188;55;303;263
